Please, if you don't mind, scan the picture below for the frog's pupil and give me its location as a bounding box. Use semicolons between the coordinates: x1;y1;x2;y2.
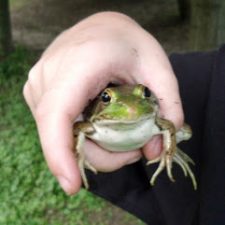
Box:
143;87;151;98
101;92;111;103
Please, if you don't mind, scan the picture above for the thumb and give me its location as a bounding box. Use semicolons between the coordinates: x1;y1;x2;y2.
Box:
34;86;88;195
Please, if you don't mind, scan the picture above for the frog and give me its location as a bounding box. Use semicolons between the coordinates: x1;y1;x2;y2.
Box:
73;84;197;190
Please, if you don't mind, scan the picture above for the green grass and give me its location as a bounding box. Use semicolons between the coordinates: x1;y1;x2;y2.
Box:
0;47;145;225
0;48;107;225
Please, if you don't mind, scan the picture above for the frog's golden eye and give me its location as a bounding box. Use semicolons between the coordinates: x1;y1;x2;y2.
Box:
143;86;151;98
101;91;111;103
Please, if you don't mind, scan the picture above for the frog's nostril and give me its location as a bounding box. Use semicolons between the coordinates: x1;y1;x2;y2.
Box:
127;107;137;117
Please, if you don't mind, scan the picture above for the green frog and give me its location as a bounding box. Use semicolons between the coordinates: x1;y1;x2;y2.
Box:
73;84;197;190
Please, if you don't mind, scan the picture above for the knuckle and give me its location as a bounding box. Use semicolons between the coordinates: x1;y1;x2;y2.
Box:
22;82;35;110
28;65;37;81
28;61;44;86
22;82;29;99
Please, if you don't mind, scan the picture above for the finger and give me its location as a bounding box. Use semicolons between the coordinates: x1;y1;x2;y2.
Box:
23;82;36;115
34;84;91;195
36;109;81;195
142;135;162;160
137;36;184;129
84;140;142;172
144;69;183;129
147;71;184;129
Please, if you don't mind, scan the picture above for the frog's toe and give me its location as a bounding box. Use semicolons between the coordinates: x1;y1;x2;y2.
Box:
150;161;165;186
148;149;197;189
174;149;197;190
173;155;188;177
78;159;98;189
78;158;89;189
150;155;166;186
146;157;161;165
166;155;175;183
149;153;176;185
85;160;98;174
177;148;195;165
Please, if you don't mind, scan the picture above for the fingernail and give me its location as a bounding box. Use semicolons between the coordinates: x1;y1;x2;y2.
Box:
57;176;73;195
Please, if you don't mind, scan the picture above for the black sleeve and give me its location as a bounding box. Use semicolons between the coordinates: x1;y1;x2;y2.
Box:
87;45;225;225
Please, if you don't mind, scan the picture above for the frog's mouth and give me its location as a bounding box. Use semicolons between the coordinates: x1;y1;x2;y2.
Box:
93;114;153;126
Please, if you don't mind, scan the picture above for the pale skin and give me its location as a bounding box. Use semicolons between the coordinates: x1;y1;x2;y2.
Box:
23;12;184;195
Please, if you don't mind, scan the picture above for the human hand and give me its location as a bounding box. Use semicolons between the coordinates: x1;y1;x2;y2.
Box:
23;12;183;195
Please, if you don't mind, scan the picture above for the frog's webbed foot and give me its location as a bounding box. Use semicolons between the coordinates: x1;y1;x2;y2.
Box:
74;122;97;189
146;118;197;190
173;148;197;189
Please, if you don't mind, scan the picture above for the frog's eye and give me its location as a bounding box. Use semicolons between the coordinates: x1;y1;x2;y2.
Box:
143;86;151;98
101;91;111;103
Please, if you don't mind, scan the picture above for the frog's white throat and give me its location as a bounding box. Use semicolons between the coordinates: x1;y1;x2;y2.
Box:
88;115;160;152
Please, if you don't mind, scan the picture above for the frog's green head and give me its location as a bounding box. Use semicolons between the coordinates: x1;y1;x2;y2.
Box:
88;84;158;122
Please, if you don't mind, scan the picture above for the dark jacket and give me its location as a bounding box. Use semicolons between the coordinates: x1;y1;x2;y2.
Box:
87;45;225;225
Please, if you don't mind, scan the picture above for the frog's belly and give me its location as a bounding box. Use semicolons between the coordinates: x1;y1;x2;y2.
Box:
88;119;160;152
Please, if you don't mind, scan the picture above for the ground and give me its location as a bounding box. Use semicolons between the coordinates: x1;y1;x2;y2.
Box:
5;1;190;224
11;0;189;52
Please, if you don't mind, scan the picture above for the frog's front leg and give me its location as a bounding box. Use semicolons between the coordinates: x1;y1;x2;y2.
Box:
147;117;197;189
147;117;177;185
73;122;97;189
